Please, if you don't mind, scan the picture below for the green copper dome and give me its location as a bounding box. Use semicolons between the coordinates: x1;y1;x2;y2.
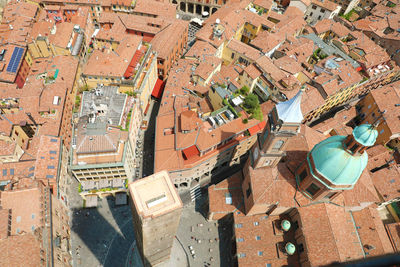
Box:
309;135;368;187
285;243;296;255
353;124;378;147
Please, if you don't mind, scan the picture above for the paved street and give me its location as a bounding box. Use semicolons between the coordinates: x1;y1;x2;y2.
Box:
70;196;136;267
141;99;159;177
67;96;237;267
69;178;230;267
177;195;233;267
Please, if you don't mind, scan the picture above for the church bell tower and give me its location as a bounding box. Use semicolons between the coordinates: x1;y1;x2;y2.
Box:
251;90;303;169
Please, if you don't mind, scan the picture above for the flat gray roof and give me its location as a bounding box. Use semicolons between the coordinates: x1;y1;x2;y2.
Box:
80;85;127;126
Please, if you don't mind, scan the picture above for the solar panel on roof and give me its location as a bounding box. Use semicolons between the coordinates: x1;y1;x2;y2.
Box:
13;48;24;72
6;47;18;72
6;47;24;73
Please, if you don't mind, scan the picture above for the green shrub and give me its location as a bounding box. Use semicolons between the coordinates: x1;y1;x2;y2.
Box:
239;86;250;96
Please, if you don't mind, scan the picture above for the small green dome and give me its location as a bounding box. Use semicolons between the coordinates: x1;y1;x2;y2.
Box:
281;220;291;231
285;243;296;255
353;124;378;147
310;135;368;186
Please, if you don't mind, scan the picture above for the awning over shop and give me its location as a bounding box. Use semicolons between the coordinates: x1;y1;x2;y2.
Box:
151;78;165;99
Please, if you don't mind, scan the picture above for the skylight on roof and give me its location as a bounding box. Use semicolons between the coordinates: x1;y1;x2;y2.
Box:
146;193;167;208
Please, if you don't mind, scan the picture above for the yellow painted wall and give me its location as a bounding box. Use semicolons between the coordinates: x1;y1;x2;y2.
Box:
95;39;119;51
208;88;223;110
28;43;41;59
294;72;310;84
11;125;30;148
234;25;245;41
52;45;70;56
26;0;40;5
135;54;157;111
25;48;34;66
37;39;52;58
221;46;235;65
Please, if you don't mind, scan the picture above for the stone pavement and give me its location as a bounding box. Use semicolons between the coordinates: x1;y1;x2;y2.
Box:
177;195;233;267
125;238;188;267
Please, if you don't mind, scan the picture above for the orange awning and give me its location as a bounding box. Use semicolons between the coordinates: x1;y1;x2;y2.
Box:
248;121;267;136
151;78;165;99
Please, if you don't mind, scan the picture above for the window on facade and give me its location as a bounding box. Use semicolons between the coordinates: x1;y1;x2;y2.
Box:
312;4;317;9
235;223;243;228
256;235;261;240
258;251;263;256
237;237;244;242
298;243;305;253
272;140;284;151
225;193;232;204
246;183;252;198
321;9;325;13
254;221;259;226
2;169;7;176
306;183;320;196
299;169;307;182
293;220;299;230
310;12;313;16
318;15;322;20
231;52;234;59
261;129;269;144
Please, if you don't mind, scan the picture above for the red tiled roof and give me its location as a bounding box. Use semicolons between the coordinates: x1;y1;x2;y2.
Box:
151;78;165;99
182;145;200;160
247;120;266;136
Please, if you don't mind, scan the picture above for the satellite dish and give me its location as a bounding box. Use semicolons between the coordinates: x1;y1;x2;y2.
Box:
216;18;220;24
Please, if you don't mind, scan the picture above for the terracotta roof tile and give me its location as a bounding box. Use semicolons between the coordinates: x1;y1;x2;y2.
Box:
227;38;262;62
150;20;188;59
83;35;142;77
370;81;400;135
